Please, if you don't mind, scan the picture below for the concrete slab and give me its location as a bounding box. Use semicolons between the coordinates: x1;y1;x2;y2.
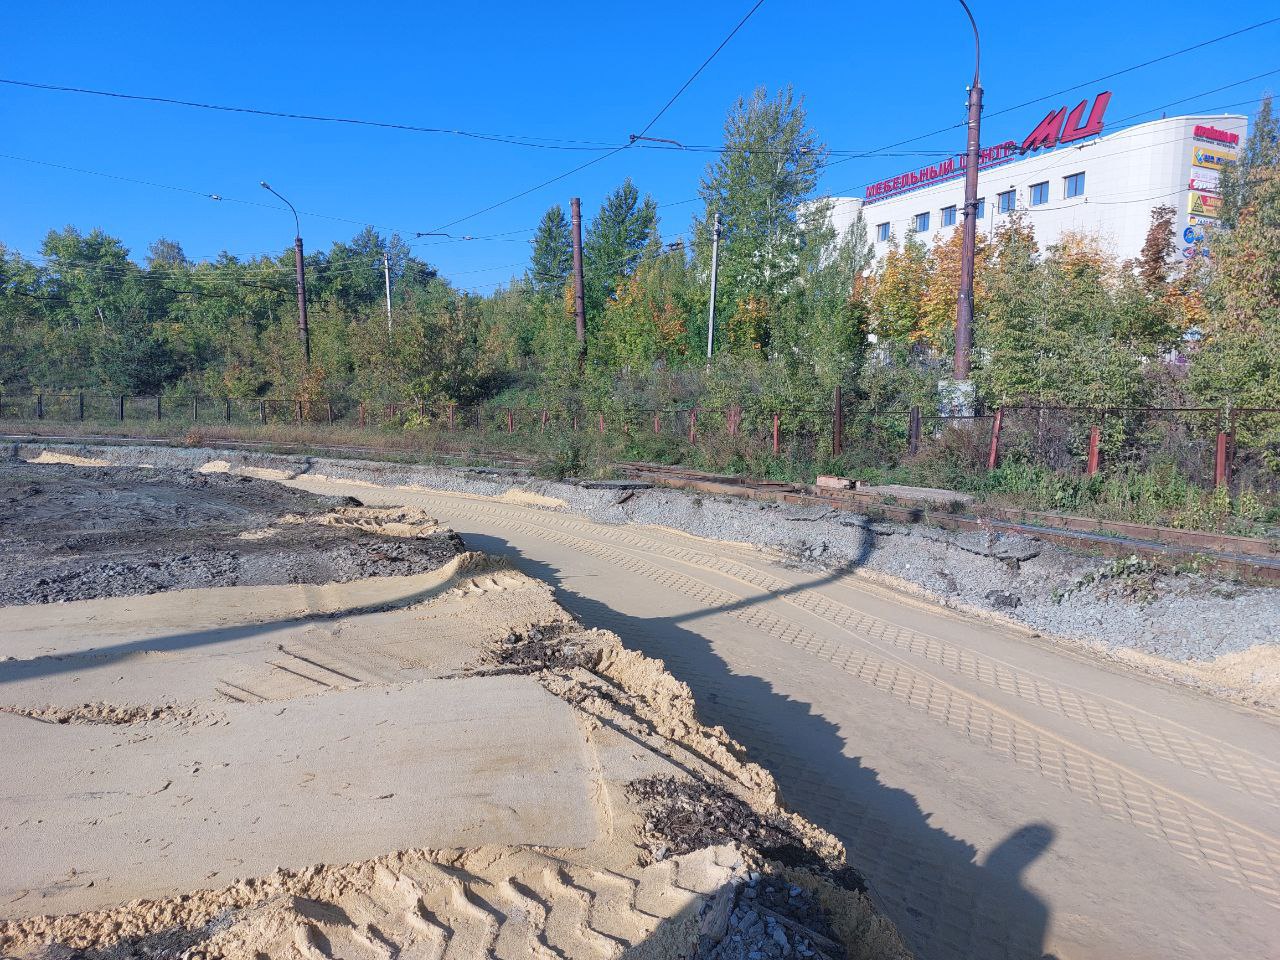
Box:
0;676;597;917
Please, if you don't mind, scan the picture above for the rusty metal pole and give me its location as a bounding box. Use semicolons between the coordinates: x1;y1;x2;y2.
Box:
954;0;982;383
260;182;310;364
78;391;85;421
987;408;1003;471
225;398;232;422
36;393;43;420
570;197;587;372
598;412;605;434
688;407;698;444
118;395;125;421
1086;424;1102;476
908;406;922;457
772;412;780;455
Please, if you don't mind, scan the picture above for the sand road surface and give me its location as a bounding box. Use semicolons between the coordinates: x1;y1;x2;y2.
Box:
0;461;906;960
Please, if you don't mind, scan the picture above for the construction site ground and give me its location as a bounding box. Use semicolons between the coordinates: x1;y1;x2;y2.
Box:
0;458;904;960
4;444;1280;960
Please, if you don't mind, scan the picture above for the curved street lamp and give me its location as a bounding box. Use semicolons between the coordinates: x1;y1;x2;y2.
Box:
953;0;982;390
260;180;310;364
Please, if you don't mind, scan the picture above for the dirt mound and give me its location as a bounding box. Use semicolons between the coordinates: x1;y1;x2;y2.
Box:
0;462;464;604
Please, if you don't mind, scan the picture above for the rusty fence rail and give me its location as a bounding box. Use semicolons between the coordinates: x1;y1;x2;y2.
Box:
3;390;1277;492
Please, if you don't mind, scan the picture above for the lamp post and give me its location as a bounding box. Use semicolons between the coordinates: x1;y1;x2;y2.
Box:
260;181;310;364
950;0;982;411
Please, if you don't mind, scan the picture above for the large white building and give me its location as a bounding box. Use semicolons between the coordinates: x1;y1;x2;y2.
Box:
828;95;1247;264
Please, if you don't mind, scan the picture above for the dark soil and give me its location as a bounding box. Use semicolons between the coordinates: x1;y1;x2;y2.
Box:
0;462;464;605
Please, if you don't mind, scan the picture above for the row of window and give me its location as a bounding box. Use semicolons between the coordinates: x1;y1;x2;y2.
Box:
875;172;1086;241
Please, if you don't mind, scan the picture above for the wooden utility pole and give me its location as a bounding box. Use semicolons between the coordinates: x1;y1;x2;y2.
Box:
570;197;587;371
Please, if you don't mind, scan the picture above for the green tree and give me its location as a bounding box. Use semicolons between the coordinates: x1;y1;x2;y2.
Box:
582;179;657;321
695;86;827;352
527;204;572;296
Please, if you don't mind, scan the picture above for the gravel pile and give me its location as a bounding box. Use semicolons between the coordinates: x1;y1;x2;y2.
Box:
703;876;838;960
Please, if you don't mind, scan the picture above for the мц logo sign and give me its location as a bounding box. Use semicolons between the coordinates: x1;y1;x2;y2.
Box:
1020;92;1113;154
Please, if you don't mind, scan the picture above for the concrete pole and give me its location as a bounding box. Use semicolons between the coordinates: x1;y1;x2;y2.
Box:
706;211;721;366
383;251;394;334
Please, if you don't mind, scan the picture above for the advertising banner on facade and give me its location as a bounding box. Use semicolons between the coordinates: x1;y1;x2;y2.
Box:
1192;145;1236;170
1189;169;1221;193
1188;192;1222;219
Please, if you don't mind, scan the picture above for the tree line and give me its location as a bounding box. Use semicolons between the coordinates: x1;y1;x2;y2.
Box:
1;90;1277;453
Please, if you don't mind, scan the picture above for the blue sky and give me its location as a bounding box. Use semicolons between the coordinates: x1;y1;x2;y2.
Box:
3;2;1277;291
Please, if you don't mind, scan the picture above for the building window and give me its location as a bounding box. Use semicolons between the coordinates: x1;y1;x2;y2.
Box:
998;190;1016;213
941;205;957;227
1064;171;1086;198
876;222;890;242
1030;181;1049;206
976;197;985;219
913;211;930;233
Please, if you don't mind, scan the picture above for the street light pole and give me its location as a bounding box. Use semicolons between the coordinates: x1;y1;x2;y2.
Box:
260;181;310;365
953;0;982;387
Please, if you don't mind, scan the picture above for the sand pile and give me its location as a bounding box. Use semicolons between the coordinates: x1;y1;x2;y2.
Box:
0;460;908;960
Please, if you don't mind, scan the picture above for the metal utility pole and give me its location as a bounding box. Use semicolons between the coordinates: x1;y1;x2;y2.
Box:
705;211;721;366
260;181;310;364
953;0;982;384
570;197;587;370
383;251;393;333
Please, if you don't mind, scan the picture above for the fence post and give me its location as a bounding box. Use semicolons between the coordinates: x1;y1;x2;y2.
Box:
260;399;267;424
119;396;125;421
327;402;334;425
688;406;698;444
36;393;43;420
1214;430;1229;489
225;398;232;423
296;400;303;425
987;409;1003;471
773;412;780;455
507;408;515;433
654;411;661;434
358;402;366;429
1086;423;1102;476
573;414;579;432
79;391;85;421
192;396;198;422
598;412;605;434
448;404;455;431
156;396;162;421
907;406;921;457
541;409;548;432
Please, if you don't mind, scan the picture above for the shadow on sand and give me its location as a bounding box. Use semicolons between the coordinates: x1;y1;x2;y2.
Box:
465;531;1057;960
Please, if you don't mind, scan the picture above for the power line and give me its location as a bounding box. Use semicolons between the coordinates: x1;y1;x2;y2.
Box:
633;0;767;140
424;0;768;235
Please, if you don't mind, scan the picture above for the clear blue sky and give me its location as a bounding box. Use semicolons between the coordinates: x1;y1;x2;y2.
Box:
3;1;1277;291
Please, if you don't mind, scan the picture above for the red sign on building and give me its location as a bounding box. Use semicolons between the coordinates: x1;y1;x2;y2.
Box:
863;92;1113;203
1193;124;1240;146
1020;92;1112;154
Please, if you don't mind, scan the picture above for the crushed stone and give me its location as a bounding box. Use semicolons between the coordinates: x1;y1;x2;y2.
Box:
17;443;1279;686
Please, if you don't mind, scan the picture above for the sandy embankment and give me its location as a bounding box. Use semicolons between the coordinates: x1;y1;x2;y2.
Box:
0;459;908;960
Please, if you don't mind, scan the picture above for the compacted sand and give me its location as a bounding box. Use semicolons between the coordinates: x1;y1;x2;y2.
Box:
0;460;907;960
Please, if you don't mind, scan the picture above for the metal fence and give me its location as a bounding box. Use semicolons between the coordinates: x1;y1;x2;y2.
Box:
3;390;1277;493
